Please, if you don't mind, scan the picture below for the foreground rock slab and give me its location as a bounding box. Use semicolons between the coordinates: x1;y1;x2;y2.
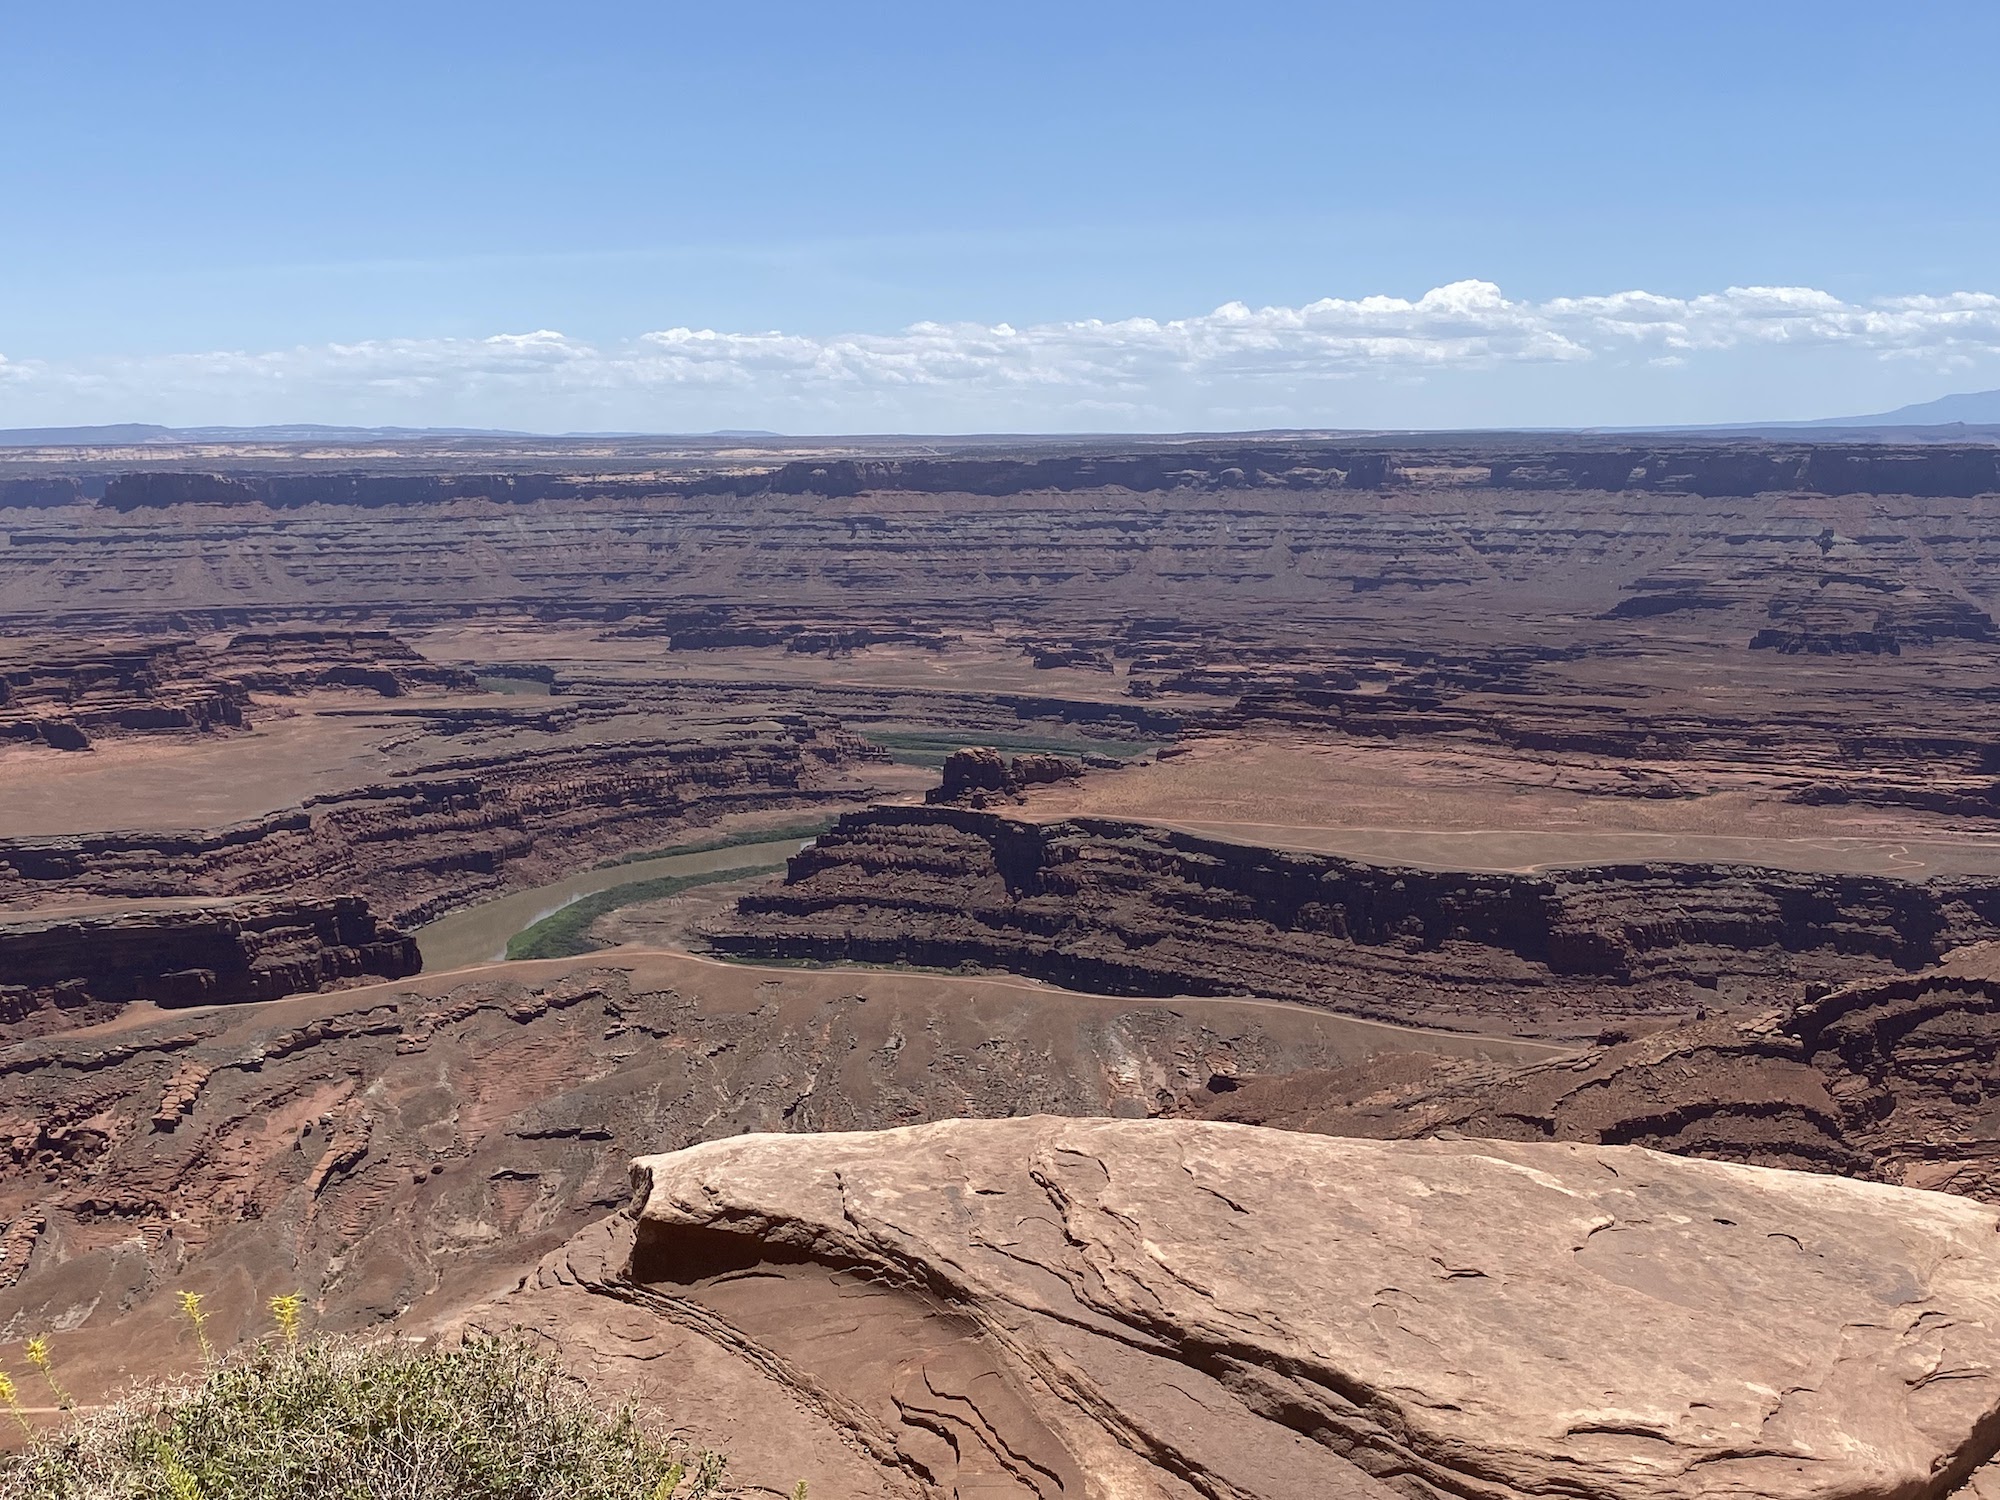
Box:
501;1118;2000;1500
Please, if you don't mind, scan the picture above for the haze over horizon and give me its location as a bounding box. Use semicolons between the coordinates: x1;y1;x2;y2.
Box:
5;1;1999;433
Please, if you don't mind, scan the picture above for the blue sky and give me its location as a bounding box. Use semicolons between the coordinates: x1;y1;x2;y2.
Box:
3;1;1998;432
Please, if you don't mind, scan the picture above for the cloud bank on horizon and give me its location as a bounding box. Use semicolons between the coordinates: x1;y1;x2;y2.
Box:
5;281;2000;433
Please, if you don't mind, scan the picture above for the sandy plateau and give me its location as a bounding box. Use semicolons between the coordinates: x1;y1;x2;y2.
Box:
6;434;2000;1494
1016;732;2000;877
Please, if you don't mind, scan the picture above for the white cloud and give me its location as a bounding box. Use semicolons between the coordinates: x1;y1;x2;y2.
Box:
4;281;2000;431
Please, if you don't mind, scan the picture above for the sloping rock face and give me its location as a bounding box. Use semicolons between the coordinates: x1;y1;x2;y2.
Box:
1199;943;2000;1202
1214;664;2000;818
0;955;1550;1404
0;898;418;1038
500;1118;2000;1499
712;808;2000;1035
208;628;478;697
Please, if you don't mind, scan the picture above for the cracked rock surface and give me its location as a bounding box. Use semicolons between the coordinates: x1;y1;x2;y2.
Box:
493;1117;2000;1499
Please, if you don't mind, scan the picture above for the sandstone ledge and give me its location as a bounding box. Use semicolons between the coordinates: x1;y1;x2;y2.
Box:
501;1118;2000;1499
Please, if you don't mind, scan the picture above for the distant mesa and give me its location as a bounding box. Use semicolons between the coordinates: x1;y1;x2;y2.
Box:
0;422;785;447
0;422;533;446
1809;386;2000;427
0;423;180;446
1633;385;2000;436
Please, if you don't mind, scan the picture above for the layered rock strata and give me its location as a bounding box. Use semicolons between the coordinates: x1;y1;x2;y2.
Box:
923;745;1086;806
206;628;478;698
0;477;85;509
712;808;2000;1034
549;667;1187;745
0;721;873;927
1199;942;2000;1202
12;464;2000;655
0;630;477;751
15;466;2000;834
0;638;246;749
1213;668;2000;818
0;898;418;1038
497;1118;2000;1499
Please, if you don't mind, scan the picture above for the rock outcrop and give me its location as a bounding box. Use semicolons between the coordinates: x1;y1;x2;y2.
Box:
1199;941;2000;1202
0;477;85;510
207;628;478;697
0;897;419;1038
711;809;2000;1034
0;638;246;749
924;746;1085;807
498;1117;2000;1498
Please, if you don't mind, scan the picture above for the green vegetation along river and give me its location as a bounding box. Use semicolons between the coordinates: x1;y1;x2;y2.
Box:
413;835;812;973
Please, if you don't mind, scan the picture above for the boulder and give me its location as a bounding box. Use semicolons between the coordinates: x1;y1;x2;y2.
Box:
499;1118;2000;1498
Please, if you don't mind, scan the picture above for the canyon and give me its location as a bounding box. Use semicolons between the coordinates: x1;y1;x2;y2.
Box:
5;431;2000;1493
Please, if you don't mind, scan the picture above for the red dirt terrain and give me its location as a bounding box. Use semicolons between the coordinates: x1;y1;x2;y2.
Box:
0;953;1556;1409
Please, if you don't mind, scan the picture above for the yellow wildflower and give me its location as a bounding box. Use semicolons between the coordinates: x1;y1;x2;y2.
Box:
177;1291;214;1363
24;1335;70;1409
268;1293;305;1345
0;1367;29;1438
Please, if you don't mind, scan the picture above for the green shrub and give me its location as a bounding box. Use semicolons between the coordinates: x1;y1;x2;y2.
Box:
1;1335;727;1500
597;818;835;869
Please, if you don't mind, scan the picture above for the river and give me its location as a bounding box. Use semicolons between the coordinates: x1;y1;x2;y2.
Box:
413;836;811;973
